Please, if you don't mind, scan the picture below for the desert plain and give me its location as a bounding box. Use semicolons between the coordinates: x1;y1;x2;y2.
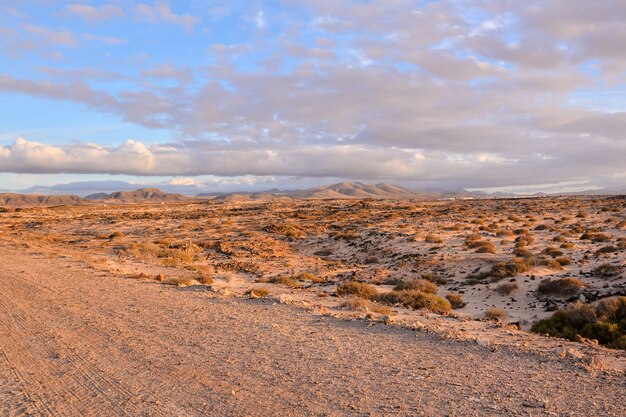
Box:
0;193;624;416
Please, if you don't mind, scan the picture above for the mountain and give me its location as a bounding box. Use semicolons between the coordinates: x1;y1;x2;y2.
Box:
288;182;423;199
84;192;110;200
88;188;191;203
0;193;83;207
22;181;137;196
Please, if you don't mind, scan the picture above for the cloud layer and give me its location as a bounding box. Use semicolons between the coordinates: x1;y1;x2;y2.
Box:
0;0;624;188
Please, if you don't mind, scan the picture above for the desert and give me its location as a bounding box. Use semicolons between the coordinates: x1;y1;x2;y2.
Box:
0;188;624;416
2;1;626;415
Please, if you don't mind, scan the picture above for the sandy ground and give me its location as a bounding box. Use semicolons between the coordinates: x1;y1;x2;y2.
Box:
0;243;624;417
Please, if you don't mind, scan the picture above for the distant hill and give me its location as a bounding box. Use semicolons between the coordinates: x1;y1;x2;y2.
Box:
0;193;83;207
213;192;292;202
289;182;423;199
87;188;191;203
84;192;109;200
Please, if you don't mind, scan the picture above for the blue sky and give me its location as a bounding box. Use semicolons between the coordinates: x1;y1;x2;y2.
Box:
0;1;625;194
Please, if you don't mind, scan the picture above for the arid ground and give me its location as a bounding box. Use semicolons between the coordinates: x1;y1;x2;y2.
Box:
0;196;624;416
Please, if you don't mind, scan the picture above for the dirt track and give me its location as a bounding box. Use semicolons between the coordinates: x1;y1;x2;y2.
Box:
0;244;624;416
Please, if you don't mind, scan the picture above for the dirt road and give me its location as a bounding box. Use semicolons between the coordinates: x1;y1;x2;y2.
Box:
0;244;623;416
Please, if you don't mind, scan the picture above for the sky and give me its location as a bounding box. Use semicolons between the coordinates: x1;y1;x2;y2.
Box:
0;0;625;195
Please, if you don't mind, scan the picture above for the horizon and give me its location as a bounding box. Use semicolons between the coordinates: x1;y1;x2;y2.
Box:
1;1;625;192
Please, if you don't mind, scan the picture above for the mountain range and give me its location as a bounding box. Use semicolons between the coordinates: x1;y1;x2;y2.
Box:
0;182;624;207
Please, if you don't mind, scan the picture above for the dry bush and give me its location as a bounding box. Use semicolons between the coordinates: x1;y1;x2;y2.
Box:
579;232;611;242
560;242;574;249
542;246;564;258
445;293;466;309
470;257;534;282
555;257;571;266
537;258;563;271
165;277;198;287
496;282;519;295
186;264;214;284
127;272;152;280
263;223;305;238
420;273;448;285
377;290;451;313
595;245;618;256
424;234;443;244
393;279;437;294
246;287;270;298
485;307;507;321
336;282;378;300
270;275;300;288
109;231;125;239
593;263;622;279
474;241;496;254
536;278;586;297
340;297;391;314
331;230;360;241
294;272;324;283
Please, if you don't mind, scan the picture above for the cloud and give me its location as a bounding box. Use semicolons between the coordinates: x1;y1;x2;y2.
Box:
134;1;199;33
0;137;624;189
66;4;124;21
22;23;78;47
1;1;625;189
83;34;127;45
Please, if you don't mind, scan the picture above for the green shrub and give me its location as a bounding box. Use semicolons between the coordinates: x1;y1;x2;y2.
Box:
531;297;626;350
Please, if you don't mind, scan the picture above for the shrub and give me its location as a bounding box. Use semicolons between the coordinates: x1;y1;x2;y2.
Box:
294;272;324;283
595;245;618;256
542;247;564;258
537;258;563;271
193;265;213;284
496;282;519;295
536;278;586;297
270;276;300;288
579;232;611;242
425;234;443;244
592;263;622;279
555;257;571;266
485;307;507;321
475;242;496;254
420;273;448;285
393;279;437;294
377;290;451;313
165;277;197;287
485;257;534;281
336;282;378;300
531;297;626;350
446;293;466;309
246;287;270;298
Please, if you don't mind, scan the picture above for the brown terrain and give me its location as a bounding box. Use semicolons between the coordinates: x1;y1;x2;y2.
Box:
0;193;624;415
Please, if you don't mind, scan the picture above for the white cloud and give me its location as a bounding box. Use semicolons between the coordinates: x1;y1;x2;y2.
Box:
134;1;199;33
66;4;124;21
